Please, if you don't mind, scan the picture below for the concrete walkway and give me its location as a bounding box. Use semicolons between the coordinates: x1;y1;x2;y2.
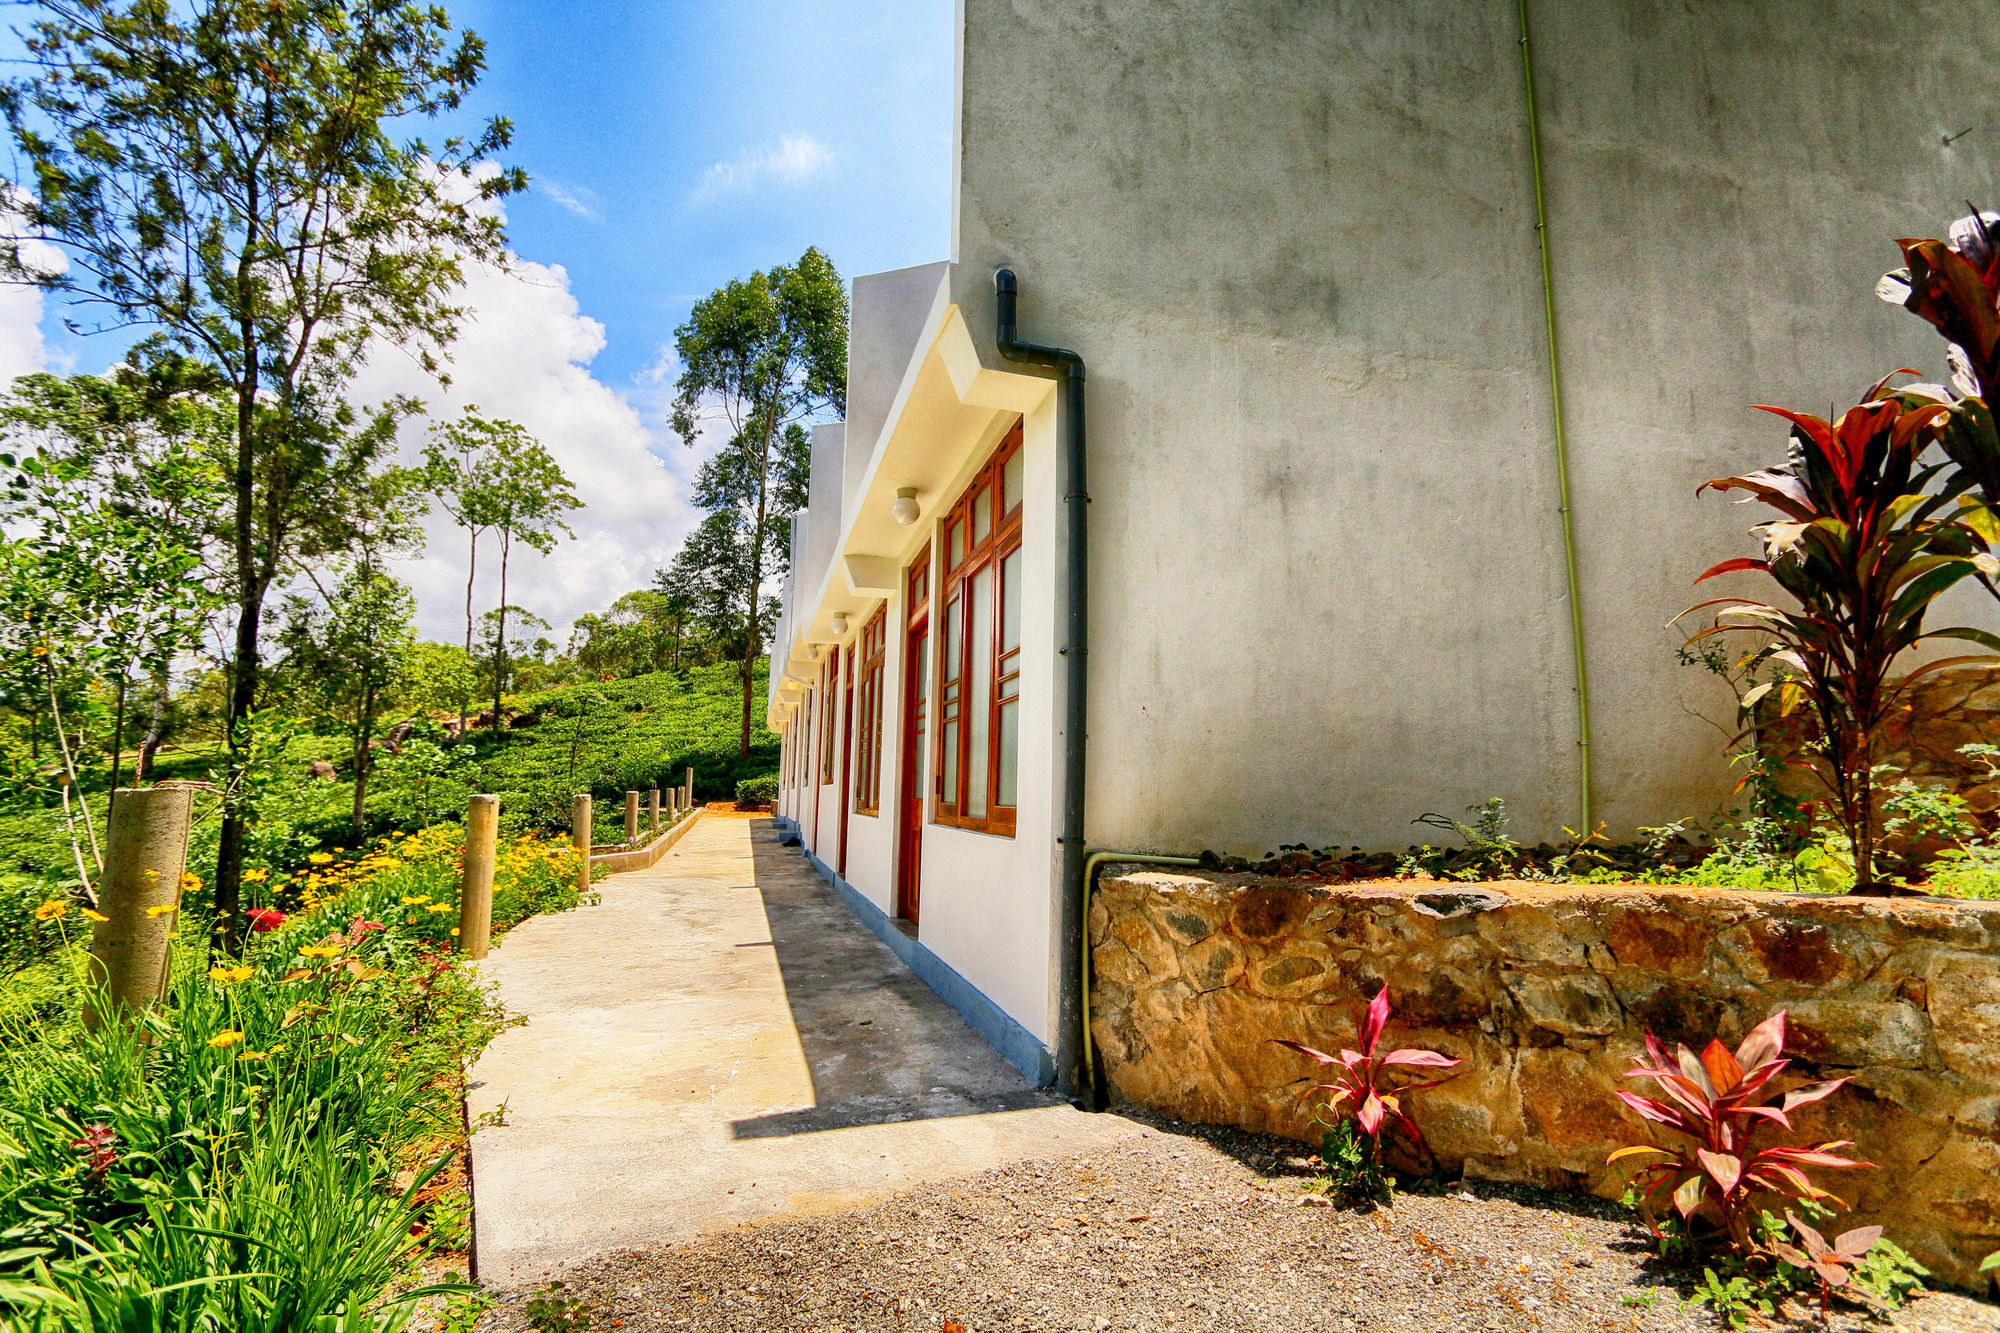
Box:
466;812;1141;1288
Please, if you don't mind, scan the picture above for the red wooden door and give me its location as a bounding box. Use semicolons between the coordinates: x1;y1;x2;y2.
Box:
896;548;931;922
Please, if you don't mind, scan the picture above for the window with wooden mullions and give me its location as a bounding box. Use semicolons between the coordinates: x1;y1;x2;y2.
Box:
854;606;887;815
820;652;838;785
935;422;1024;836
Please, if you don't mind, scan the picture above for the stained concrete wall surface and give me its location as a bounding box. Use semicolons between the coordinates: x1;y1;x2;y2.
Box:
951;0;2000;852
1089;869;2000;1288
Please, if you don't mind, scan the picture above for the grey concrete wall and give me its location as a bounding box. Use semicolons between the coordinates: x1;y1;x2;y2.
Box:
951;0;2000;852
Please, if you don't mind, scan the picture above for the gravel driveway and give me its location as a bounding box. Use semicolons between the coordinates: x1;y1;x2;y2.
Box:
472;1113;2000;1333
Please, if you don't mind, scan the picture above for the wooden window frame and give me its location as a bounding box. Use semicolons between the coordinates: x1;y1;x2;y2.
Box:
820;651;839;785
933;421;1024;836
854;605;887;815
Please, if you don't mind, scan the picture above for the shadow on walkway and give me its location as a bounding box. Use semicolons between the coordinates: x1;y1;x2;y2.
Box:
729;817;1048;1138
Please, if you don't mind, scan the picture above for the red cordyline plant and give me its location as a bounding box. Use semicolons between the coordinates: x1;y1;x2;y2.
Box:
1771;1212;1884;1322
1275;987;1461;1163
1684;377;2000;892
1880;210;2000;604
1609;1010;1871;1252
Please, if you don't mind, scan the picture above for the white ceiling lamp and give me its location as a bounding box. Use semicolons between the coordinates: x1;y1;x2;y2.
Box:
891;486;921;525
829;612;848;637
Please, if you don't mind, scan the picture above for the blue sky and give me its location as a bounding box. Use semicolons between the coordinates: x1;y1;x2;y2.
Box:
440;0;955;387
1;2;958;640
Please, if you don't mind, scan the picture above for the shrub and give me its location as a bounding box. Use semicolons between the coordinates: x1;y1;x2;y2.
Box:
1609;1009;1870;1253
734;775;778;809
1276;987;1461;1200
1685;381;1996;892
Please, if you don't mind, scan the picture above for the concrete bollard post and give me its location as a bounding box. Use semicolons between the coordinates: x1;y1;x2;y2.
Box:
85;786;195;1032
624;790;640;845
458;795;499;960
649;785;661;835
571;793;592;894
686;766;695;811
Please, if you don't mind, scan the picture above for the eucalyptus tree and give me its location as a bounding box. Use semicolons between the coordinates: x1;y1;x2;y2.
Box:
668;248;845;756
484;435;578;728
422;408;508;734
0;0;524;946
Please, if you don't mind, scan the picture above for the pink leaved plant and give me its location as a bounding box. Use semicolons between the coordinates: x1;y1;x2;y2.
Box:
1771;1212;1885;1321
1609;1009;1872;1251
1274;987;1462;1161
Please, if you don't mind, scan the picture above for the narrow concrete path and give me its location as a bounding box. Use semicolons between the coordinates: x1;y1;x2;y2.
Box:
467;812;1141;1288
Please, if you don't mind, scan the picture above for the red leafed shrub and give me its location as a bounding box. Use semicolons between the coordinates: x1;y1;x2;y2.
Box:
1275;987;1462;1161
1772;1212;1885;1320
1609;1010;1871;1251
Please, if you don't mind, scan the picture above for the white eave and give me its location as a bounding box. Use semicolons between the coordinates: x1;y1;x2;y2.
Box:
766;273;1054;730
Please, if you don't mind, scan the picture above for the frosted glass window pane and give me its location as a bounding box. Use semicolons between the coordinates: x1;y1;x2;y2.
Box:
967;566;993;817
972;483;991;544
997;699;1019;807
1002;450;1023;513
1000;548;1022;656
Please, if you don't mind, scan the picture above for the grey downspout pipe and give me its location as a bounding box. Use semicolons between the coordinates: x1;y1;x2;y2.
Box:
993;268;1092;1100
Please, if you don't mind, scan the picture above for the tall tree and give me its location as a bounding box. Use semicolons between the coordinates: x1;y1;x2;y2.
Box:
278;563;418;829
0;0;524;949
668;247;845;756
0;364;231;808
422;409;508;735
484;434;578;728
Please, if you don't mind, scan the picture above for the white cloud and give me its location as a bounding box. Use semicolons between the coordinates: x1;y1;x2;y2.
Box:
538;178;601;221
356;249;703;646
691;133;834;204
0;233;67;383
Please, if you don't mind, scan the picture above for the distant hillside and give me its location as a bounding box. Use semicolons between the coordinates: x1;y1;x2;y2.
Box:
476;661;779;827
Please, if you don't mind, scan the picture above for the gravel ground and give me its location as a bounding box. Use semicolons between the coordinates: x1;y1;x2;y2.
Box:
472;1114;2000;1333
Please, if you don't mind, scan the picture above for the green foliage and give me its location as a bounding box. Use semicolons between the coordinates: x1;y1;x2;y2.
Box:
734;775;778;808
1850;1235;1928;1309
479;665;778;830
523;1281;597;1333
0;820;583;1326
1685;1267;1779;1330
665;247;848;758
1313;1118;1394;1209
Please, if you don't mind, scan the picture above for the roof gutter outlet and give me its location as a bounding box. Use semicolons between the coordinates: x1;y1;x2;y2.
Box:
993;268;1097;1101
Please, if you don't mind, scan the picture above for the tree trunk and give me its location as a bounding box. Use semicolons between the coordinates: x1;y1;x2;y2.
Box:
739;412;776;758
462;527;478;738
215;318;261;958
492;530;511;732
106;673;128;817
351;691;374;831
135;672;168;783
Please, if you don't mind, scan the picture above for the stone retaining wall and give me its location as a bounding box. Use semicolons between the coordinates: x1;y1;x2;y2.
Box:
1089;871;2000;1288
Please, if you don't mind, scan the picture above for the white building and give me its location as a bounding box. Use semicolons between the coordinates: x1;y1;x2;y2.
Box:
767;0;2000;1092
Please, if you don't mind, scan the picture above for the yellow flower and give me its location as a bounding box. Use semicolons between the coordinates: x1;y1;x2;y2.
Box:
242;869;269;884
82;908;109;923
423;903;453;914
33;900;68;922
298;944;341;960
450;927;461;937
178;872;202;893
208;1030;245;1049
404;915;418;925
399;895;431;905
308;852;335;865
236;1049;268;1062
146;903;177;919
143;868;160;879
207;964;254;985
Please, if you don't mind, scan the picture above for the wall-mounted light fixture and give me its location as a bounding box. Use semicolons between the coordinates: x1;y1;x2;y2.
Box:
891;486;921;525
829;612;848;637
